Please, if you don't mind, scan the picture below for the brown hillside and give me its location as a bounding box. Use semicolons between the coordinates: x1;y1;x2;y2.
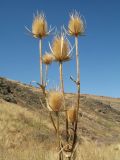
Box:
0;77;120;145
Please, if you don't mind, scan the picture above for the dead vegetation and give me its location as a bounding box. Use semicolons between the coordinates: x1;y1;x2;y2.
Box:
0;100;120;160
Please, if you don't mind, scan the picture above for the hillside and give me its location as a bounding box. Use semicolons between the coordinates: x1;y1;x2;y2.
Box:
0;77;120;159
0;77;120;143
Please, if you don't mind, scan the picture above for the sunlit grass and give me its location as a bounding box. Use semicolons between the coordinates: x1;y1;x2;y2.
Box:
0;100;120;160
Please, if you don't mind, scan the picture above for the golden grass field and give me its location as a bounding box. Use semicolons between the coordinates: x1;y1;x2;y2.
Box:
0;100;120;160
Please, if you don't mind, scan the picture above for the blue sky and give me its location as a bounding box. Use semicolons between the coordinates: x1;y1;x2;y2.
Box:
0;0;120;97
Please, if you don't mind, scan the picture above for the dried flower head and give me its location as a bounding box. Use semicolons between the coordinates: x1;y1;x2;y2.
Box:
48;91;63;112
32;13;48;38
67;107;76;123
43;53;54;65
50;34;72;62
68;11;84;37
25;12;54;39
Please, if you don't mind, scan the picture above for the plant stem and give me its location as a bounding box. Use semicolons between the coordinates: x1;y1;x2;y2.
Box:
57;113;60;139
75;36;80;83
45;64;48;86
59;62;69;142
50;112;57;133
56;112;61;160
39;39;43;85
73;36;80;148
59;62;64;95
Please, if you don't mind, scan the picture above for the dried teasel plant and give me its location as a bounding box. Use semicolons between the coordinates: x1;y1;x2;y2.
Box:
26;14;56;155
59;11;85;157
43;53;54;85
43;53;54;65
26;12;54;85
68;11;85;37
26;12;54;39
67;11;85;152
49;33;74;144
49;33;74;94
47;90;64;158
67;107;76;124
32;13;48;38
47;90;63;112
51;34;71;62
27;11;85;160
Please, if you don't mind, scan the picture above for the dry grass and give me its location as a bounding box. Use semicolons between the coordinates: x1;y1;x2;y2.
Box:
0;140;120;160
0;101;51;150
0;146;57;160
76;141;120;160
0;100;120;160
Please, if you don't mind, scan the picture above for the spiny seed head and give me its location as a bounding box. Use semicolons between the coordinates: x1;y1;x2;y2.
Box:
52;35;71;62
43;53;54;65
48;91;63;112
67;107;76;123
32;13;48;39
68;11;84;37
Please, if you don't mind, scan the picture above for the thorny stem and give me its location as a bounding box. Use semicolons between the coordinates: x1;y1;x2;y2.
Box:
39;39;43;85
59;62;69;144
56;112;61;160
39;63;57;139
57;113;60;139
72;36;80;149
41;86;57;136
45;65;48;86
50;112;57;133
59;62;64;96
75;36;80;84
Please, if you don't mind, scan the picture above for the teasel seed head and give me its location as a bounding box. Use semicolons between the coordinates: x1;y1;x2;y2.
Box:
68;11;85;37
42;53;54;65
49;33;73;63
31;13;48;38
67;107;76;123
48;91;63;112
25;12;54;39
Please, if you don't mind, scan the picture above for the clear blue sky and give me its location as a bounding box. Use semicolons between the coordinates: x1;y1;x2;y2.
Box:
0;0;120;97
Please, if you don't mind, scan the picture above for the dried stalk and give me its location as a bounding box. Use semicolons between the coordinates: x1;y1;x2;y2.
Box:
50;112;57;133
38;48;58;146
39;39;43;85
57;112;60;139
59;62;69;142
75;36;80;84
38;63;57;138
56;112;62;160
45;64;48;86
72;36;80;148
59;62;64;96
